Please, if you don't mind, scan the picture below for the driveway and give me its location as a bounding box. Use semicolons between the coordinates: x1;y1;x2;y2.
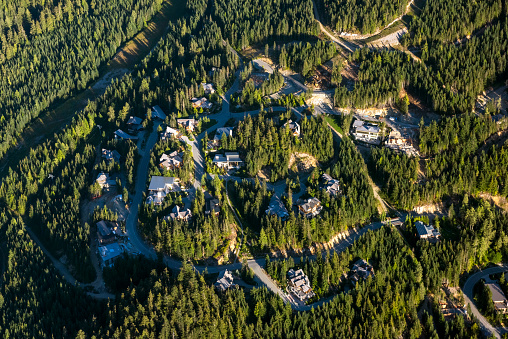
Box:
462;264;508;338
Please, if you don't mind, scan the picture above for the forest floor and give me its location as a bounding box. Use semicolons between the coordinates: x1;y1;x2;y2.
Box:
0;0;183;179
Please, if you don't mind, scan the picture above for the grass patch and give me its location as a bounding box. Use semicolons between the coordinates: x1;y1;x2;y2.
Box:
324;115;344;135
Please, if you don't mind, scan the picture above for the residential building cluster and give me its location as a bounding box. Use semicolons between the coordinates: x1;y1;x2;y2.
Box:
287;268;315;301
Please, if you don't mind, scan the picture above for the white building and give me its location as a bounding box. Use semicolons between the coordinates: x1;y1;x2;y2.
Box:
146;176;178;205
161;126;181;140
352;120;381;144
212;152;243;170
415;221;441;241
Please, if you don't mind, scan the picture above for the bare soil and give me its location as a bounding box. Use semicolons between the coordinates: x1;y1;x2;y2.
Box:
288;152;319;173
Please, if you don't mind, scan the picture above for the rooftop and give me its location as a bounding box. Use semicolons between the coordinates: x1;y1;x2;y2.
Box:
148;176;176;191
152;105;167;120
99;243;123;263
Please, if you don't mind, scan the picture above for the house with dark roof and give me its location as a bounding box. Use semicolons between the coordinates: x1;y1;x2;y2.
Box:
298;197;322;218
126;116;143;133
284;120;300;137
214;270;236;291
102;149;121;163
114;129;138;140
151;105;167;120
415;221;441;242
166;205;192;222
265;195;289;220
205;197;220;216
486;283;508;314
96;220;121;245
321;174;341;196
349;259;375;284
98;243;124;267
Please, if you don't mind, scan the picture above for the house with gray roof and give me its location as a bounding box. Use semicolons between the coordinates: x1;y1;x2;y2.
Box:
98;243;124;267
212;152;243;170
415;221;441;242
352;119;381;144
298;197;322;218
287;269;315;301
146;176;178;205
214;270;236;291
266;195;289;220
166;205;192;222
151;105;167;120
486;283;508;314
159;151;183;171
102;149;121;163
114;129;138;140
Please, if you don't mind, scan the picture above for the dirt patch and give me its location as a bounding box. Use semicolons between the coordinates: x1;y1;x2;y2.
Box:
413;202;445;214
288;152;318;173
478;193;508;211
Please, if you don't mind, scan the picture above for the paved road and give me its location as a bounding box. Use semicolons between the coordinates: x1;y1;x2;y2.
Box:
462;264;508;338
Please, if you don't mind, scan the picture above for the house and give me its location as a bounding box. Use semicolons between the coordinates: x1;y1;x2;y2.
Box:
214;270;236;291
298;197;322;218
146;176;178;205
102;149;121;163
151;105;167;120
486;283;508;314
214;127;234;142
161;126;181;140
166;205;192;222
265;195;289;220
191;97;213;110
96;172;116;189
98;243;124;267
96;220;121;245
352;120;381;144
126;116;143;132
114;129;138;140
201;83;215;94
177;118;198;132
349;259;375;284
415;221;441;242
212;152;243;170
205;197;220;216
287;269;315;301
284;120;301;137
322;174;341;196
159;151;183;170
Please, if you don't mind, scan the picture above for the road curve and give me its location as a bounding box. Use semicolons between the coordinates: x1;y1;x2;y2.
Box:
462;264;508;339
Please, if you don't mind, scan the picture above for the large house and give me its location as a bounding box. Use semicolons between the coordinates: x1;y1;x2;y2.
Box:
166;205;192;222
322;173;341;196
212;152;243;170
352;120;381;144
126;116;143;132
287;269;315;301
98;243;124;267
102;149;121;163
146;176;178;205
205;196;220;216
214;127;234;142
96;172;116;189
191;97;213;110
265;195;289;220
349;259;375;284
177;118;198;132
415;221;441;242
160;151;183;171
151;105;167;120
486;283;508;314
161;126;181;140
96;220;121;245
284;120;300;137
214;270;236;291
201;83;215;94
298;197;322;218
114;129;138;140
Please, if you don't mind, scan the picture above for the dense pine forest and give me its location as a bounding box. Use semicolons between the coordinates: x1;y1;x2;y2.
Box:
368;114;508;210
212;0;318;50
0;0;508;337
0;0;163;159
315;0;410;34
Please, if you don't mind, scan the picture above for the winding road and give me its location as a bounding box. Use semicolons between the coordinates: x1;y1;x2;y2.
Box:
462;264;508;338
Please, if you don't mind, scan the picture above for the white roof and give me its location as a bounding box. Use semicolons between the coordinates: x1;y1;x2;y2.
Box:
148;176;176;190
